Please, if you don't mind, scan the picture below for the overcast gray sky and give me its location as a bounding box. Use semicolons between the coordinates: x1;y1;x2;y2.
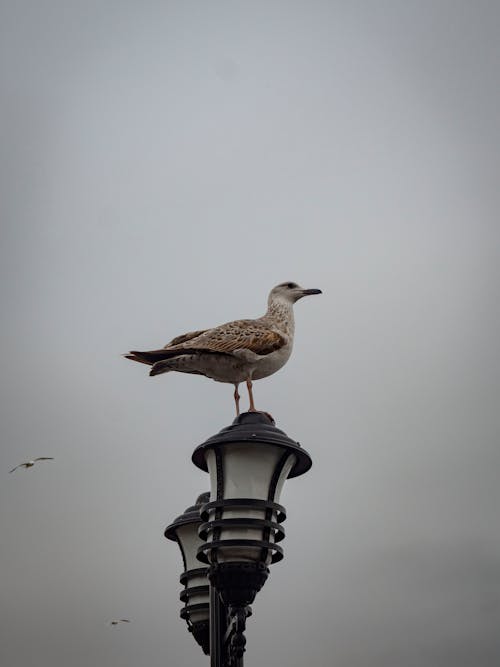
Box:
1;1;500;666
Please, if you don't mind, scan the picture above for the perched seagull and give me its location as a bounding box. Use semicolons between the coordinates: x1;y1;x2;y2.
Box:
9;457;54;473
125;282;322;415
108;619;131;626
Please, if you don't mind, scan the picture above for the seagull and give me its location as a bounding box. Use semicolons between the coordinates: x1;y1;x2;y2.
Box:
9;457;54;473
125;282;321;415
108;619;131;626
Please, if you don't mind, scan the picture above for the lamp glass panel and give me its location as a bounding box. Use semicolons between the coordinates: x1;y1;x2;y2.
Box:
176;524;205;572
181;571;209;624
205;444;295;562
273;453;296;506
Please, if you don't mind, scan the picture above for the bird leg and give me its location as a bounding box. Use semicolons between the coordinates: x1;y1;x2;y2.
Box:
245;379;275;423
246;379;257;412
233;384;241;416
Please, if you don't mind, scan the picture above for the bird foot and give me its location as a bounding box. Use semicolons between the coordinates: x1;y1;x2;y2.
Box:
247;408;275;424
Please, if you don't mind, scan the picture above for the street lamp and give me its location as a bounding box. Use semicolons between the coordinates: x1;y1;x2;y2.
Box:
166;411;312;666
165;492;211;655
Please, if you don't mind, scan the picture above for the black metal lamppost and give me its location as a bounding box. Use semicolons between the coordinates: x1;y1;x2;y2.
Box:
165;411;312;667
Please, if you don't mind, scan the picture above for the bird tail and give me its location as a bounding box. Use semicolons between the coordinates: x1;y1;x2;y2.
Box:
149;359;174;376
123;349;180;366
123;353;151;366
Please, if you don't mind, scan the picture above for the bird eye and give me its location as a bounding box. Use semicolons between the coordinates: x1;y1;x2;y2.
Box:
286;282;297;289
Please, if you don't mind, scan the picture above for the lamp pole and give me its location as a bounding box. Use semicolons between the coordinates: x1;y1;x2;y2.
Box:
165;412;312;666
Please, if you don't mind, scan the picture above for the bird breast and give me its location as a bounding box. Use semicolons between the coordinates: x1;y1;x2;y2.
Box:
249;340;293;380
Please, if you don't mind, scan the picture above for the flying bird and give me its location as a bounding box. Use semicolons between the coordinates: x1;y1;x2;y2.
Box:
108;619;131;626
9;457;54;473
125;282;322;415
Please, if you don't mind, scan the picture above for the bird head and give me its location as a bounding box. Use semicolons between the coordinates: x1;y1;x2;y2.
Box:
268;282;322;305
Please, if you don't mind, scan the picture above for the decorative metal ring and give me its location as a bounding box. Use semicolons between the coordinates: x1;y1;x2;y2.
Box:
198;518;285;543
179;585;209;602
179;567;208;585
180;602;209;620
197;538;284;564
200;498;286;523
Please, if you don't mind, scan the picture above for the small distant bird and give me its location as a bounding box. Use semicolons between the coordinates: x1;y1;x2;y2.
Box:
125;282;321;415
9;457;54;473
108;619;131;626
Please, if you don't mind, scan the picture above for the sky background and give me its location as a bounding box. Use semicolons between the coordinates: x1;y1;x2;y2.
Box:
1;1;500;666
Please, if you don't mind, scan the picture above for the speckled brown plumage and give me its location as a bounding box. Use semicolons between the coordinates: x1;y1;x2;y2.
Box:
125;282;321;414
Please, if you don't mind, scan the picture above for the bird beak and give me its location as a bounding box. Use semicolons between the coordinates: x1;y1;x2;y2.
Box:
301;288;322;296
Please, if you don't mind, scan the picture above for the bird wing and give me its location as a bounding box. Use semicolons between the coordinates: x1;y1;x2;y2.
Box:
125;320;286;366
34;457;54;462
164;329;209;347
124;330;210;365
166;319;287;356
9;464;22;473
120;619;131;622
